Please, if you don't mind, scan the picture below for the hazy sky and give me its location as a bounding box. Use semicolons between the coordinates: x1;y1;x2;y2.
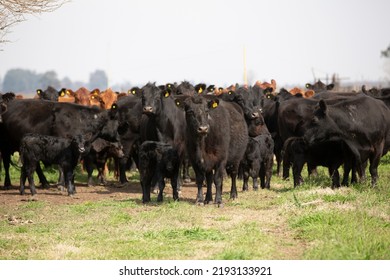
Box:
1;0;390;88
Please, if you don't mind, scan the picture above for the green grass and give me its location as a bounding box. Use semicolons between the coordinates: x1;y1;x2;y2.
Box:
0;153;389;260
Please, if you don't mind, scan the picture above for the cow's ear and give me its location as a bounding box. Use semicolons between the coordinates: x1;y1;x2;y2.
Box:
318;100;327;116
263;87;273;95
59;88;66;97
207;85;215;92
174;98;185;110
111;103;118;111
129;87;139;96
208;99;220;109
36;89;42;96
163;88;171;98
326;84;335;90
195;83;206;94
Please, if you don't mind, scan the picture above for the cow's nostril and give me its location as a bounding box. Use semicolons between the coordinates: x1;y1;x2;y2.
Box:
143;106;153;113
197;126;209;134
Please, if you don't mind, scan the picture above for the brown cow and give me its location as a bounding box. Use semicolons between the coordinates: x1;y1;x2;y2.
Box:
99;88;118;109
289;87;315;98
89;88;101;107
73;87;91;106
255;79;277;92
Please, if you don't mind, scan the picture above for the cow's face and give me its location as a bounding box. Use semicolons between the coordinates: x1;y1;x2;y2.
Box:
179;96;219;136
72;134;90;154
304;100;342;146
141;83;163;116
99;104;121;142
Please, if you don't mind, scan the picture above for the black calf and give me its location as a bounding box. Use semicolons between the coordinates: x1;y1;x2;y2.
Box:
19;133;89;196
138;141;180;203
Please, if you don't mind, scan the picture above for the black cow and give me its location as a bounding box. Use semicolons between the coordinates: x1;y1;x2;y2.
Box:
305;80;335;92
277;93;361;180
83;138;124;186
19;133;90;196
141;83;187;189
303;96;390;187
36;86;61;101
241;133;274;191
0;99;120;189
176;96;248;206
138;141;180;203
115;93;158;184
282;137;358;188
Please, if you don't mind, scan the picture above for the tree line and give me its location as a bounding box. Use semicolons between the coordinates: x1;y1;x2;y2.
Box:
1;69;109;94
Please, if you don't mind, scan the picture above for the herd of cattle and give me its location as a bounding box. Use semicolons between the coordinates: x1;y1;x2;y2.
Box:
0;80;389;206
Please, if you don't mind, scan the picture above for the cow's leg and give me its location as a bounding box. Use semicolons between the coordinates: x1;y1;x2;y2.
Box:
141;172;152;203
282;152;291;180
193;166;205;205
265;157;273;189
342;162;351;186
170;170;180;202
329;167;341;189
259;164;266;189
242;167;249;191
229;167;238;200
369;152;382;187
2;152;12;189
118;157;129;183
157;176;165;203
214;166;224;206
182;156;191;183
19;166;27;195
57;166;65;190
64;166;75;196
27;165;37;196
205;172;213;204
292;159;305;187
35;164;50;189
83;156;95;187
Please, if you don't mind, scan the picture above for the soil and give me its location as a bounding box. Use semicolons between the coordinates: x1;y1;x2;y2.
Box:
0;180;200;207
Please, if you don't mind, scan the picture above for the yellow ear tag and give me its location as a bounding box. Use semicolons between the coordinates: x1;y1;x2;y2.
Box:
112;105;117;109
37;90;41;95
132;90;136;95
176;101;180;106
198;88;203;94
91;96;95;99
212;101;218;108
66;90;70;95
167;84;171;88
61;92;65;97
164;91;170;98
228;91;232;95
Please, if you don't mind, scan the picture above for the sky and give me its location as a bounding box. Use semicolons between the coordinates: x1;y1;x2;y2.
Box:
1;0;390;88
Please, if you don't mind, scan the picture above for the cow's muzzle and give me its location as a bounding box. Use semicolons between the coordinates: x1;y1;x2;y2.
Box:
197;125;209;134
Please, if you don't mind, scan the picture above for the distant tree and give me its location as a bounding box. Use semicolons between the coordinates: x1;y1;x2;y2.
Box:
0;0;68;48
89;70;108;90
38;70;60;89
381;44;390;58
2;68;38;93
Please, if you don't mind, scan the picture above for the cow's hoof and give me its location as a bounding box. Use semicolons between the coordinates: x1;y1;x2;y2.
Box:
196;201;205;206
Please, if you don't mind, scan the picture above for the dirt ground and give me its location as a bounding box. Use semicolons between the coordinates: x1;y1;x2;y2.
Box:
0;180;200;207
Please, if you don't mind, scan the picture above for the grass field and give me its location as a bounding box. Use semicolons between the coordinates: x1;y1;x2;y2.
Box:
0;154;389;260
